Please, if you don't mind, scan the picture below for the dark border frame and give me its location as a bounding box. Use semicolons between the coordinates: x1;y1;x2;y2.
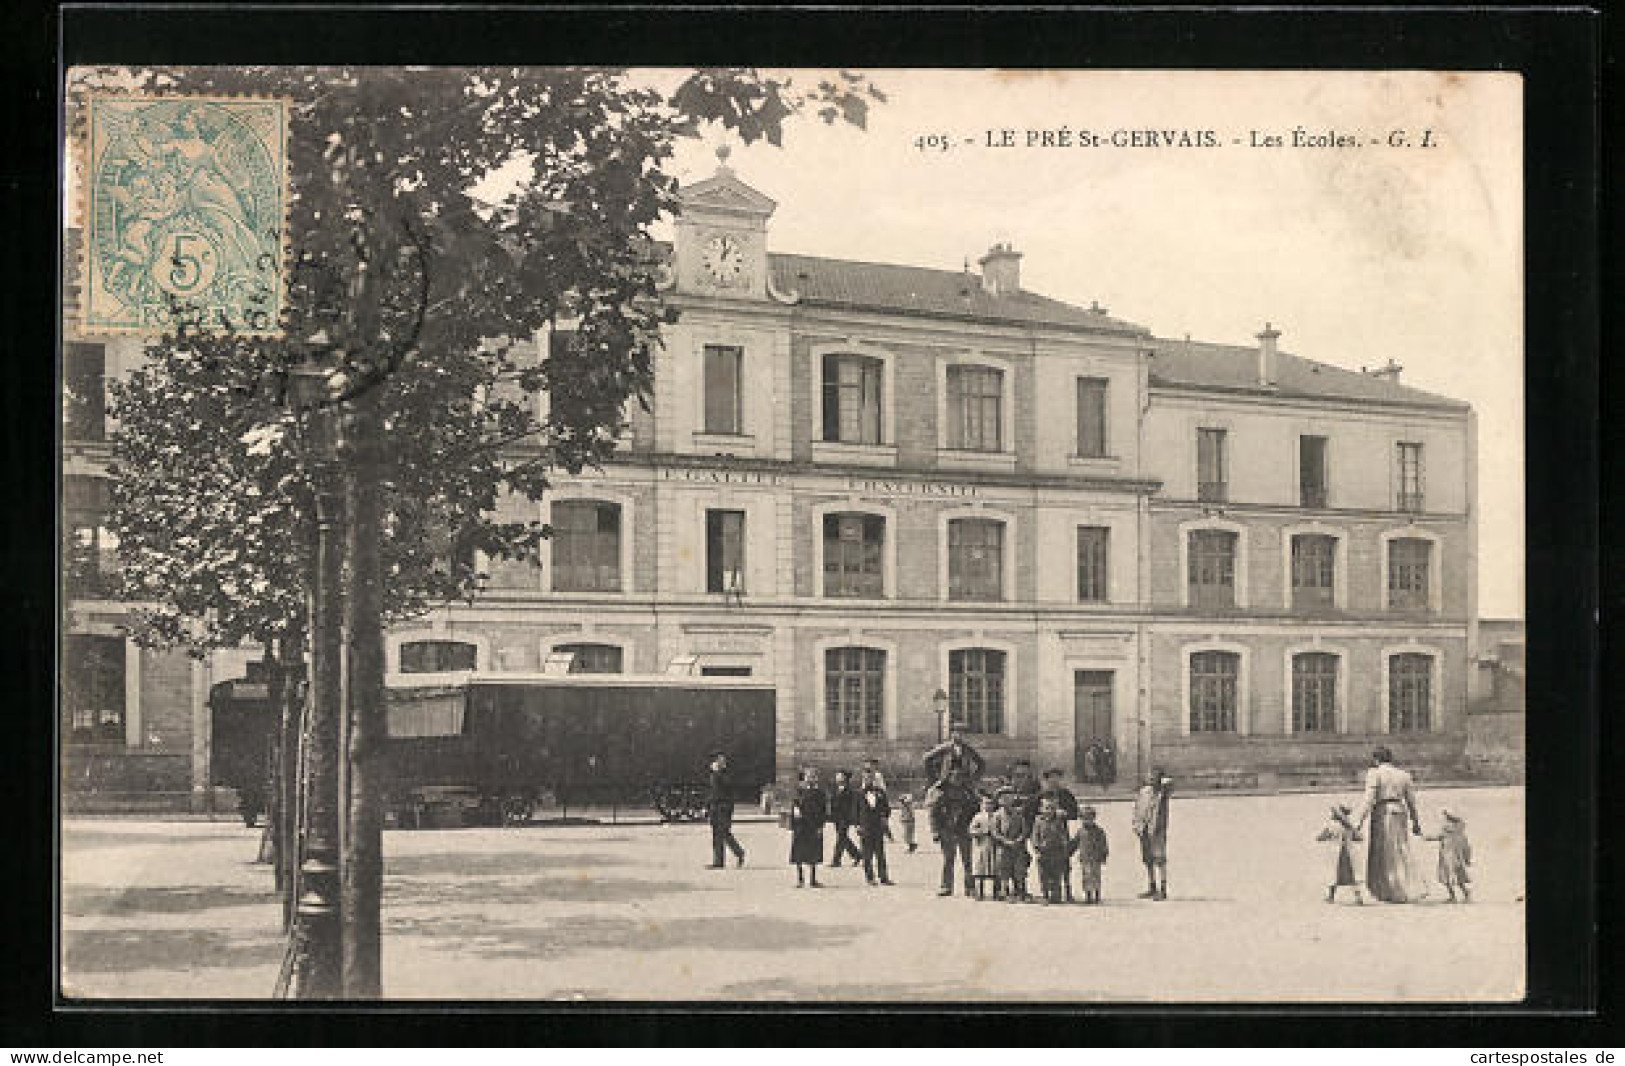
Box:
10;1;1604;1046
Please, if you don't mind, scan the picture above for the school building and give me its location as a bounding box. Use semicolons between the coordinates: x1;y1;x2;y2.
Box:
60;157;1484;808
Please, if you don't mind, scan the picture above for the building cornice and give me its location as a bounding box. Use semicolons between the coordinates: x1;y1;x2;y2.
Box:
1149;381;1471;418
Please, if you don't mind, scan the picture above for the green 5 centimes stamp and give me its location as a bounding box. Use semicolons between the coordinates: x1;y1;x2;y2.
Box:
83;95;289;335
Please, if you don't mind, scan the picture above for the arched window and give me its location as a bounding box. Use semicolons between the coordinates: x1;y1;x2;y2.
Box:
1189;650;1240;733
1389;653;1434;732
1188;529;1238;608
63;633;125;744
823;512;885;598
1291;652;1339;733
948;518;1005;601
825;647;885;736
1387;538;1432;610
555;642;624;674
1290;534;1337;609
949;648;1007;735
551;500;622;592
399;640;478;674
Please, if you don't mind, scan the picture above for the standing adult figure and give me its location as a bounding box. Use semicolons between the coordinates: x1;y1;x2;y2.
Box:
923;729;986;784
1131;768;1173;900
828;769;863;868
1352;746;1425;902
704;751;746;870
789;767;829;888
933;768;980;897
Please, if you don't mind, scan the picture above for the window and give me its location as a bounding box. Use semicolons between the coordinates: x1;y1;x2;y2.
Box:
399;640;478;673
1290;534;1336;609
64;343;106;441
949;648;1007;735
1387;538;1432;610
63;633;125;744
1189;650;1240;733
822;354;883;444
1197;428;1228;503
1292;652;1339;733
1076;526;1109;602
551;500;621;592
1397;442;1425;512
703;344;743;435
948;518;1004;601
63;475;119;598
825;647;885;736
555;642;624;674
1389;653;1433;732
387;694;467;738
823;513;885;598
1188;529;1238;608
1300;435;1328;508
706;509;747;594
946;366;1004;451
1076;377;1108;457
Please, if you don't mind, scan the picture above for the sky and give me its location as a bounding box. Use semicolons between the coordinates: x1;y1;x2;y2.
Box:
646;69;1524;619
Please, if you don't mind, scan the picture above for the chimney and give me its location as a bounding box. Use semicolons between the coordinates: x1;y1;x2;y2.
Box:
1256;322;1281;387
1363;357;1404;382
977;241;1022;295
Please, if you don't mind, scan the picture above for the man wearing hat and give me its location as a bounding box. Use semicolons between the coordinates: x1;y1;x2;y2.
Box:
932;767;980;896
705;751;746;869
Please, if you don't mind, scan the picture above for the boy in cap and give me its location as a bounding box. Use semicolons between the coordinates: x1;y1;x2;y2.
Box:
1029;795;1072;904
896;792;918;853
1316;803;1365;904
1071;805;1110;904
991;785;1032;902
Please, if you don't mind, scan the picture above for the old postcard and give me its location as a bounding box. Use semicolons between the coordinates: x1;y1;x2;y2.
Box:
61;66;1526;1002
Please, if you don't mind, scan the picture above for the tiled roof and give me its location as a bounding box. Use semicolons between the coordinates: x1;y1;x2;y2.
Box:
1147;337;1469;410
766;252;1150;337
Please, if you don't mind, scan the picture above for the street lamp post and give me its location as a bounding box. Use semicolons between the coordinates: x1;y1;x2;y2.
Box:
288;363;345;999
933;688;949;742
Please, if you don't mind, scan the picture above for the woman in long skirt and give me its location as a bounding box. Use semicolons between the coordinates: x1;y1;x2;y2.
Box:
788;767;828;888
1353;747;1425;902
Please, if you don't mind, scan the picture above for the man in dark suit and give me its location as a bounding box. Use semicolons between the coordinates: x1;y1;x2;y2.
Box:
933;768;980;896
828;769;863;867
856;767;895;886
705;751;746;869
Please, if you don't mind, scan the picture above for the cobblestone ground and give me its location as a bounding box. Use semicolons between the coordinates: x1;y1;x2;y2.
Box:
61;786;1524;1002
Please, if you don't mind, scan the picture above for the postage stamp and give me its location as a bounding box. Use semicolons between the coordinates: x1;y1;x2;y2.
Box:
81;95;289;336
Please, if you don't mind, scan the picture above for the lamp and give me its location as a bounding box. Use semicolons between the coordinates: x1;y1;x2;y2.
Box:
933;688;949;741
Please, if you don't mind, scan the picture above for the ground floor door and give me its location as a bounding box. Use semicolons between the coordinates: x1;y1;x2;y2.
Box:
1074;670;1115;783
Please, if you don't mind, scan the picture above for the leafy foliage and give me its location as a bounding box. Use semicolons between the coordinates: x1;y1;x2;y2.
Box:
74;66;880;653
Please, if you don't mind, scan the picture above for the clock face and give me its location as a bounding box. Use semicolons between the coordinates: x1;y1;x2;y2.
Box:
701;234;746;286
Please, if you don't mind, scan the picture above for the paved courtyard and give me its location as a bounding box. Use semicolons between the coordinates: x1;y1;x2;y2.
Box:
60;786;1524;1002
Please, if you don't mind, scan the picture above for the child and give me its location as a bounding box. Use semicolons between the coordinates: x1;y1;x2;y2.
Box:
1030;796;1071;905
897;793;918;853
1424;808;1473;902
991;787;1032;903
1316;804;1365;904
1072;805;1110;904
968;794;999;900
923;780;945;842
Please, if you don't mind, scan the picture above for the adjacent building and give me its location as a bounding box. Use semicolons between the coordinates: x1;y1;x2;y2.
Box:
61;156;1485;806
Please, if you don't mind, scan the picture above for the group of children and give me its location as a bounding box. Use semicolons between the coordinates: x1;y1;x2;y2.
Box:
966;789;1110;904
1318;803;1475;904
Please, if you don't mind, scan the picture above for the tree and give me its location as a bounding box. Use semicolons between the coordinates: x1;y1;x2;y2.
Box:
76;64;883;997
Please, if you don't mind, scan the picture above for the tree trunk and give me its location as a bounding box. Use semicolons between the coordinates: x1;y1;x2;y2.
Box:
341;391;385;999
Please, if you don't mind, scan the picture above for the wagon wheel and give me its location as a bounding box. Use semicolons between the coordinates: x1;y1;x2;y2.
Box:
652;786;680;823
684;785;711;823
500;794;534;827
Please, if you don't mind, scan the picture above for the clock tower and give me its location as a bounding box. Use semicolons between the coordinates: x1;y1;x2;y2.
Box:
674;146;777;300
